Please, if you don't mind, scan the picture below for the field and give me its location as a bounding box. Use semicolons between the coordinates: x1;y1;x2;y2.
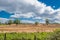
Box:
0;32;52;40
0;24;60;33
0;24;60;40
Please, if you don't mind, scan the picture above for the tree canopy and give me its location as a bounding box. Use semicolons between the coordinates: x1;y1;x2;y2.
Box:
14;19;21;25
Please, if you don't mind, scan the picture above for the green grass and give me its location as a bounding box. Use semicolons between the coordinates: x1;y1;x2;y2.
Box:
0;32;52;40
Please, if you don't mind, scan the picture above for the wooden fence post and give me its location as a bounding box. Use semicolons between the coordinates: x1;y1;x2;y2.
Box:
4;33;6;40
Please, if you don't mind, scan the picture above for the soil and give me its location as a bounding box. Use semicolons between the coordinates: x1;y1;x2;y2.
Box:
0;24;60;33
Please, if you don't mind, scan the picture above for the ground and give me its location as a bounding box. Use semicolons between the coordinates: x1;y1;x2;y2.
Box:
0;24;60;33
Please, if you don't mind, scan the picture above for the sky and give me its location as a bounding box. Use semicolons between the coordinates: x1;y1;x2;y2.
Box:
0;0;60;23
38;0;60;9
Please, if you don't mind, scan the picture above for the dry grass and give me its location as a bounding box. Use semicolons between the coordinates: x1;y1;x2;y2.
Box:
0;24;60;33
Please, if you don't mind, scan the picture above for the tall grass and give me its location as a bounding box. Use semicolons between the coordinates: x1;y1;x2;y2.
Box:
0;32;51;40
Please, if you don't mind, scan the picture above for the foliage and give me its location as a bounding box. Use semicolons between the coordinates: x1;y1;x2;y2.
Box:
8;20;13;25
0;30;60;40
45;29;60;40
14;19;21;25
0;32;50;40
35;21;39;25
45;19;49;25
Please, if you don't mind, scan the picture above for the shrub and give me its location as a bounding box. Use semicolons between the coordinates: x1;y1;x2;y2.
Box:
35;21;39;25
46;29;60;40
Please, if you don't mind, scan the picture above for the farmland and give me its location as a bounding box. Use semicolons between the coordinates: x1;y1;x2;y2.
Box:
0;24;60;33
0;24;60;40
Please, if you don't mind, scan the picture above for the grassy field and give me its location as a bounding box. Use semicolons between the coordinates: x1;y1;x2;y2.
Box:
0;24;60;40
0;32;52;40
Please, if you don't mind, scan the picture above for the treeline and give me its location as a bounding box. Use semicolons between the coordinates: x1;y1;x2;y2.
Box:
0;19;21;25
7;19;21;25
7;19;50;25
0;18;59;25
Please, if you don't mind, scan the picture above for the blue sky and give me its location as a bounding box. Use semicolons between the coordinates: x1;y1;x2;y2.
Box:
0;0;60;23
38;0;60;23
38;0;60;9
0;11;13;18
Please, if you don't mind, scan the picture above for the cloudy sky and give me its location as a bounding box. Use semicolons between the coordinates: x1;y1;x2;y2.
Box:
0;0;60;23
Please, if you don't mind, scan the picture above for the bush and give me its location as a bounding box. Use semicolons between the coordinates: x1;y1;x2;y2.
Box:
46;29;60;40
35;22;39;25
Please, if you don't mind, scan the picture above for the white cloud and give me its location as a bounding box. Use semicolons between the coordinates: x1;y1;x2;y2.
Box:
33;17;42;19
0;0;60;23
11;12;34;18
0;18;9;23
21;20;35;23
